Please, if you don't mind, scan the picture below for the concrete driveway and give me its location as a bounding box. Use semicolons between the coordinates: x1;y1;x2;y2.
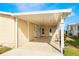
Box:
1;42;63;56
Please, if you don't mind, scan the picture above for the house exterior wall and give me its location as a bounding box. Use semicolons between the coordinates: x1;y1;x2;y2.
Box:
29;22;35;41
28;22;58;42
50;25;61;50
0;15;61;49
18;19;29;47
74;25;77;36
0;15;60;48
29;23;49;41
67;25;78;37
76;25;78;34
72;25;76;36
0;15;16;48
0;15;29;48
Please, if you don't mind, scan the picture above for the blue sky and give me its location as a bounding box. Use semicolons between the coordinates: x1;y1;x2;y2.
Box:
0;3;79;30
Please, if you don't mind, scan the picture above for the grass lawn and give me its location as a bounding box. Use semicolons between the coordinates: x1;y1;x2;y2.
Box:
64;37;79;56
0;46;11;54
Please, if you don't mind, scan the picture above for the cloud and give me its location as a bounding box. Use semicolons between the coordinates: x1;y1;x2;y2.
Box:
13;3;60;12
68;12;76;18
14;3;47;12
67;5;78;18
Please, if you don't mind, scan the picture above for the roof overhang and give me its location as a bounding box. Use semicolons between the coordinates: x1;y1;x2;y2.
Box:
13;9;72;15
68;23;79;26
15;9;72;26
0;9;72;26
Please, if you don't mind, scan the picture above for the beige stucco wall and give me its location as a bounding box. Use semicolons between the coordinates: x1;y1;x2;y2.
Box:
50;25;61;51
29;22;35;41
28;23;58;42
0;15;16;48
0;15;29;48
18;19;29;47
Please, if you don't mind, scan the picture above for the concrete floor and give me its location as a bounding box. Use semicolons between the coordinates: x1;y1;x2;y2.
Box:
30;36;51;43
1;42;62;56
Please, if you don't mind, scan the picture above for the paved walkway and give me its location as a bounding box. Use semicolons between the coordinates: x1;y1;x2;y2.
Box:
1;42;63;56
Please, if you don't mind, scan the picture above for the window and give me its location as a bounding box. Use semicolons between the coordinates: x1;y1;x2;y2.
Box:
42;28;44;34
75;26;76;30
67;26;69;30
70;26;73;30
49;28;52;33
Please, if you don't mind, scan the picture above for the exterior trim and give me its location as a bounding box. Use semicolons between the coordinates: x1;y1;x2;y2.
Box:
0;9;72;16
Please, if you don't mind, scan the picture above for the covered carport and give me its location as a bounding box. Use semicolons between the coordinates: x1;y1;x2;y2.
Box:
14;9;71;54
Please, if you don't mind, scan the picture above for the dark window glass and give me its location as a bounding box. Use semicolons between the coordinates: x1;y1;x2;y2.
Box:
50;28;52;32
42;28;44;34
78;25;79;31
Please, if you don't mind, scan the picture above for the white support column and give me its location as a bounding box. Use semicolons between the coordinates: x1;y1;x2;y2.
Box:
60;16;64;54
15;17;18;48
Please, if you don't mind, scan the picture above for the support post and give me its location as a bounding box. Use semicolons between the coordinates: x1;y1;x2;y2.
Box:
60;16;64;54
27;18;29;41
15;17;18;48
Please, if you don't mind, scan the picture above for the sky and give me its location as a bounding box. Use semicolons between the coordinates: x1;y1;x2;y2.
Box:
0;3;79;30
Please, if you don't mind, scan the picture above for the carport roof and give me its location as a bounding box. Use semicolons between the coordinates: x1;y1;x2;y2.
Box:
0;9;72;15
0;9;72;26
15;9;72;26
14;9;72;15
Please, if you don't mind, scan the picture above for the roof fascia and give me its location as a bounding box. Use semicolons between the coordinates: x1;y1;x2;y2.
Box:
0;8;72;16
